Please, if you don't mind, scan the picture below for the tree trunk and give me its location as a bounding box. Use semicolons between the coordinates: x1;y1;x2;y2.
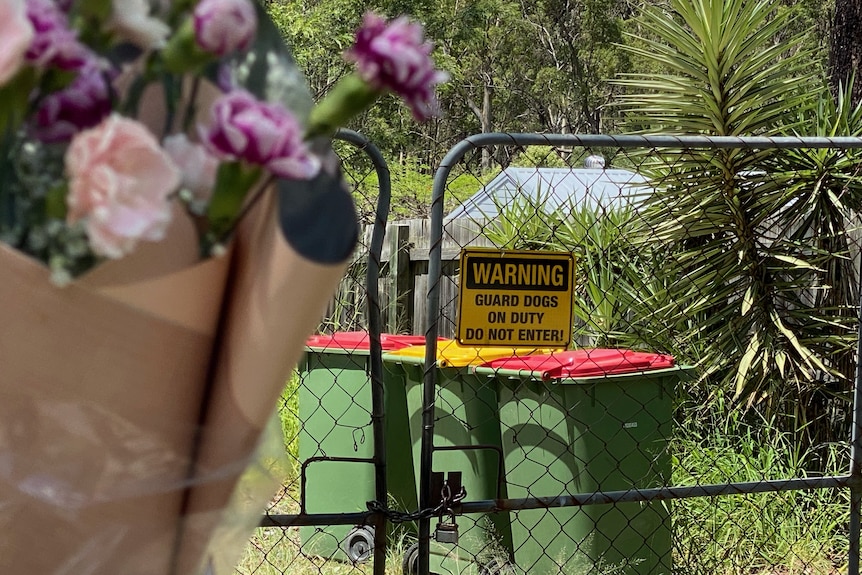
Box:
829;0;862;106
481;73;494;172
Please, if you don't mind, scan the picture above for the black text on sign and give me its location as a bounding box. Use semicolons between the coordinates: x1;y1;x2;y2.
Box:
457;249;574;348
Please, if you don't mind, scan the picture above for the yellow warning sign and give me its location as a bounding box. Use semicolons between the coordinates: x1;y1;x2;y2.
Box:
457;248;574;347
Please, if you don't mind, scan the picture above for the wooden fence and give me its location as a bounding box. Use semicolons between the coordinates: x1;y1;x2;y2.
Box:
320;215;862;345
320;218;491;337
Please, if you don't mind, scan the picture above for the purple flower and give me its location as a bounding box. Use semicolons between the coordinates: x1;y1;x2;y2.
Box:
25;0;88;70
346;12;448;121
201;90;319;180
193;0;257;57
31;61;113;143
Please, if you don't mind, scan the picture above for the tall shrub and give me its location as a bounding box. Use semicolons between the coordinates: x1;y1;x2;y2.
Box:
613;0;862;444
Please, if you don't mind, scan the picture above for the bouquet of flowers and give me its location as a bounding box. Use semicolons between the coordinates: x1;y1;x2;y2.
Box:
0;1;446;574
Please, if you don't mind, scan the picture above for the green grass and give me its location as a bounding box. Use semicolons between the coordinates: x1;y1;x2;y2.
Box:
671;420;850;575
235;525;418;575
279;373;301;464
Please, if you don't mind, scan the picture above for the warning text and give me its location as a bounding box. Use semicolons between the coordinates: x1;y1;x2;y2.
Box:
457;249;574;348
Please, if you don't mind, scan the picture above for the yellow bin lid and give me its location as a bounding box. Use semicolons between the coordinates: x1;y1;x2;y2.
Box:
384;339;550;368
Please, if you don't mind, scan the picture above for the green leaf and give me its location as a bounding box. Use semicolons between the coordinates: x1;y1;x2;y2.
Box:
734;331;760;400
206;162;264;246
740;284;754;317
161;18;213;74
0;68;38;135
772;254;824;272
770;311;829;375
76;0;112;20
45;184;68;220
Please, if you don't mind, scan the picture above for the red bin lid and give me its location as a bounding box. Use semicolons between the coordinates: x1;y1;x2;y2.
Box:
305;331;431;352
385;334;434;349
478;348;675;380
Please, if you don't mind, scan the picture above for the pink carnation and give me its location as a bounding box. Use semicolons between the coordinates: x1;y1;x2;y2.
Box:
0;0;34;86
66;114;180;259
201;90;319;180
193;0;257;56
346;12;448;121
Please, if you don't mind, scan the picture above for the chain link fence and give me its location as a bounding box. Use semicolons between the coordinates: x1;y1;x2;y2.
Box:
236;132;862;575
234;130;390;575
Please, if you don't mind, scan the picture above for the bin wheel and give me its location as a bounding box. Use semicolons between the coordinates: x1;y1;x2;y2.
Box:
402;542;445;575
402;542;420;575
478;558;515;575
343;526;375;563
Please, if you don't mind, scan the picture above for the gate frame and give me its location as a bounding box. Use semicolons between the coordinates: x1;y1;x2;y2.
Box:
259;129;391;575
418;132;862;575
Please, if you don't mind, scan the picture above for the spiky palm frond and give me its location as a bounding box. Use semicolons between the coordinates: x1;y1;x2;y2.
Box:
612;0;858;440
615;0;820;136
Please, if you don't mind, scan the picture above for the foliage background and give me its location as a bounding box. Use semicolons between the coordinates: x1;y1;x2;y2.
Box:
265;0;862;455
265;0;836;173
238;3;862;574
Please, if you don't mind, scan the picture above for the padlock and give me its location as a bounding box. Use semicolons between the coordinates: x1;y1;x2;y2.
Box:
434;520;459;544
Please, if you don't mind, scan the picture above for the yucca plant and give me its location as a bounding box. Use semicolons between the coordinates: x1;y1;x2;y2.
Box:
756;82;862;442
483;181;565;250
613;0;862;445
548;203;656;348
486;195;685;351
558;205;640;346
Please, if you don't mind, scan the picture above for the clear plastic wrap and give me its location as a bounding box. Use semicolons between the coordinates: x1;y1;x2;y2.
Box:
0;181;351;574
0;389;287;575
0;3;362;572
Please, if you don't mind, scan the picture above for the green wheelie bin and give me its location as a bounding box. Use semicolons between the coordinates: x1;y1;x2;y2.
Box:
474;348;688;575
383;341;549;575
298;331;426;563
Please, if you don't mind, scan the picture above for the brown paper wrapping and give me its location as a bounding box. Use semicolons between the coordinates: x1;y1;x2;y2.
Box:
0;211;231;574
0;188;350;574
176;189;350;573
0;42;352;570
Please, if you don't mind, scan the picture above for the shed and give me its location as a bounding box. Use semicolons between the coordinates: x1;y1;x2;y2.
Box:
445;166;650;222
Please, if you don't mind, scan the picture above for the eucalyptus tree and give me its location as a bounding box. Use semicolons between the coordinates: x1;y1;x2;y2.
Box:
265;0;362;99
266;0;429;157
520;0;631;134
614;0;862;444
830;0;862;106
266;0;635;168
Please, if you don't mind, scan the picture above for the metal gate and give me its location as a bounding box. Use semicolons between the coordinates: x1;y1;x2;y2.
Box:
239;132;862;575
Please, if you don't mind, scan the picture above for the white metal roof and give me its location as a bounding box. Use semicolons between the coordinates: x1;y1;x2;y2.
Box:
445;167;650;222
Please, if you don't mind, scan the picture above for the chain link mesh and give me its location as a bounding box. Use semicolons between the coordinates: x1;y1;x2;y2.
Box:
236;133;861;575
234;133;390;575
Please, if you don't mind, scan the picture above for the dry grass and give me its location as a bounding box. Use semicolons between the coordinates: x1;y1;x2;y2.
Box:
234;523;417;575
